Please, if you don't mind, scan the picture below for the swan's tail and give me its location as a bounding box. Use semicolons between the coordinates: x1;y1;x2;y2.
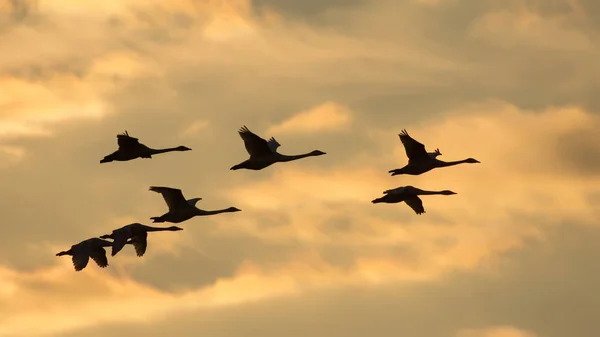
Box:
371;197;385;204
150;217;164;223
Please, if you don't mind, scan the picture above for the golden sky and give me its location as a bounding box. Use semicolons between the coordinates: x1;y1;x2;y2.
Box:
0;0;599;336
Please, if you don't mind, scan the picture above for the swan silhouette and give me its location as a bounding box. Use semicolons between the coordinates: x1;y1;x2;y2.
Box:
230;125;326;170
149;186;241;223
371;185;457;215
56;238;116;271
100;223;183;257
100;131;191;163
389;129;479;176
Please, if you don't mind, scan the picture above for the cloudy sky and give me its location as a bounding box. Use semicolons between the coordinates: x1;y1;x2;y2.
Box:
0;0;599;336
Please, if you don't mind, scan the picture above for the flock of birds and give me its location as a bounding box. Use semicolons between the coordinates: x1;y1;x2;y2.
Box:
56;127;480;271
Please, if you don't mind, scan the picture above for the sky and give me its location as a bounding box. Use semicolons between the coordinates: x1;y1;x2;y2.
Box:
0;0;599;336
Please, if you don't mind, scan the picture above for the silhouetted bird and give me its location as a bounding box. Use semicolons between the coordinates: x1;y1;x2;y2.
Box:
100;131;191;163
389;129;479;176
56;238;117;271
100;223;183;257
230;125;326;170
148;186;241;223
371;185;457;215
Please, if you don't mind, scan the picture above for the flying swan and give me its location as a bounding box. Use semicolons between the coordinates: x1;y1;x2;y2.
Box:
100;223;183;257
149;186;241;223
100;131;191;164
371;185;457;215
230;125;326;170
389;129;479;176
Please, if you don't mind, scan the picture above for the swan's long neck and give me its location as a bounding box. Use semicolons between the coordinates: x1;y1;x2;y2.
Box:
56;249;72;256
149;147;182;155
434;159;471;167
278;152;315;162
196;208;235;216
145;226;177;232
417;190;447;195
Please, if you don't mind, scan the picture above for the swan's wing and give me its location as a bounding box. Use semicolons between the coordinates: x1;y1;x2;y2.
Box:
116;131;141;149
186;198;202;206
427;148;442;158
111;230;130;257
130;232;148;257
398;129;429;161
404;196;425;215
383;186;406;194
267;137;281;153
71;253;90;271
149;186;188;211
237;126;272;157
89;247;109;268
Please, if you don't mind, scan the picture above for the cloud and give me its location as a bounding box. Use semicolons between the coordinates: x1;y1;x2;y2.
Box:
0;50;168;140
219;101;600;290
457;326;538;337
0;251;454;337
0;145;26;167
267;101;352;135
180;119;210;137
0;75;105;138
7;223;599;337
0;1;598;337
468;6;595;51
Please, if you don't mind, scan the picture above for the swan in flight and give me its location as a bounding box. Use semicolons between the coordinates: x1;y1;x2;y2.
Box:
100;223;183;257
100;131;191;163
149;186;241;223
56;238;116;271
388;129;479;176
371;185;457;215
230;125;326;170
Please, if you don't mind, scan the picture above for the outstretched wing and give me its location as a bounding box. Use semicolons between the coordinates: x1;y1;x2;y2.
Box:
149;186;188;211
383;186;406;195
130;232;148;257
116;131;141;150
398;129;430;161
186;198;202;206
89;247;109;268
428;148;442;159
237;126;272;158
110;229;131;257
150;186;188;211
384;185;418;195
404;196;425;215
71;253;90;271
267;137;281;153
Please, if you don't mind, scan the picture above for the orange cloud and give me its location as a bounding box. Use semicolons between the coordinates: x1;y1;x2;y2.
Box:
469;8;594;51
267;102;353;135
0;145;26;167
218;100;600;284
180;120;211;137
457;326;538;337
0;50;169;140
0;250;447;337
0;76;106;139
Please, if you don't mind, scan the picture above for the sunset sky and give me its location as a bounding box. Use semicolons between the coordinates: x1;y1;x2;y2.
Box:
1;0;599;336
